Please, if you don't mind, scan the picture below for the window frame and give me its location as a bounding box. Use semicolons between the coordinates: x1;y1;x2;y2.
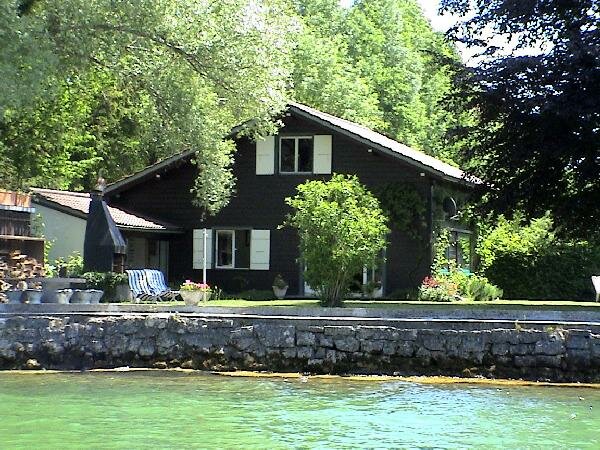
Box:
214;228;252;270
215;229;235;269
278;136;314;174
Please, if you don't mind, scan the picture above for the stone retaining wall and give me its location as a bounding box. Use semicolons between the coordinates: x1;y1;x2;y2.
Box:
1;314;600;382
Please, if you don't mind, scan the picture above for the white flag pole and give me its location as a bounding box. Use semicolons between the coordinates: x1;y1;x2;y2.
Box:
203;228;207;285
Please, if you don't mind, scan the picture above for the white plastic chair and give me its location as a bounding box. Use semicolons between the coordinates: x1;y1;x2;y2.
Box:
592;276;600;302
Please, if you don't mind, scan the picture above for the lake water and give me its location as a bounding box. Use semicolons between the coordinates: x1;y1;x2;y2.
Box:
0;371;599;449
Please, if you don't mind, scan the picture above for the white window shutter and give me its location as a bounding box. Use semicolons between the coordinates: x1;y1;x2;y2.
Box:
192;228;213;269
255;136;275;175
250;229;270;270
313;135;332;174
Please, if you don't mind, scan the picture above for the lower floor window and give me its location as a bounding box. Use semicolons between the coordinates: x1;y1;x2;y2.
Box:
215;229;251;269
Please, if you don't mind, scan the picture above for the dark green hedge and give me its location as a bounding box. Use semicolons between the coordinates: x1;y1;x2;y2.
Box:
484;243;600;301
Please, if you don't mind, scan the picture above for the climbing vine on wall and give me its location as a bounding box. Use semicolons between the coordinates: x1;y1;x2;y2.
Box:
373;182;426;239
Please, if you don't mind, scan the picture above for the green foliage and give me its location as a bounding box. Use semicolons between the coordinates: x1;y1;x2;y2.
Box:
417;276;456;302
441;0;600;237
465;276;503;302
431;228;452;273
83;271;128;302
373;182;426;238
272;274;288;289
290;0;466;160
344;0;463;159
284;174;389;307
1;0;296;212
54;251;84;277
418;272;502;302
476;214;600;300
485;242;600;301
476;213;554;272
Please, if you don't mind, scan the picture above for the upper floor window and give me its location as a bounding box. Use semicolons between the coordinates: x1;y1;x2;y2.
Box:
279;137;313;173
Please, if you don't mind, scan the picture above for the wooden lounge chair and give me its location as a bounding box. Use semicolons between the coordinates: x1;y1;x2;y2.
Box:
144;269;178;301
592;276;600;302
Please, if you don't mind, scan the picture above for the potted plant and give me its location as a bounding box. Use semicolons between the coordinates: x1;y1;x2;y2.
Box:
179;280;211;306
272;274;288;299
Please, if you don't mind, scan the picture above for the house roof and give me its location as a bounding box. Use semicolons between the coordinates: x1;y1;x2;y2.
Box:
30;188;180;233
105;102;476;195
288;102;473;183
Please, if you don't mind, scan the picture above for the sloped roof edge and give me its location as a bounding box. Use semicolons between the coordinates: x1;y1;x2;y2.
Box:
105;103;477;195
31;188;181;233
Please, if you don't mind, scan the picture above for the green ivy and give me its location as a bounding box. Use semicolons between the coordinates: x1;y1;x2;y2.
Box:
373;182;426;239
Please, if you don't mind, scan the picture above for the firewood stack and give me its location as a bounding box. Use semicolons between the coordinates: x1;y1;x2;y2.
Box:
0;250;45;280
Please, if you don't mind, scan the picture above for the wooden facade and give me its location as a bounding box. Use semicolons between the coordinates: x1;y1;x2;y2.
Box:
107;109;472;296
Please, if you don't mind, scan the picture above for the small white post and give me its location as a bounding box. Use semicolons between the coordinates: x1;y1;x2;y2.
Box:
203;228;207;285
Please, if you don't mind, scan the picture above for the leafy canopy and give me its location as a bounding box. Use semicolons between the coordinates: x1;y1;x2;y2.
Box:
1;0;297;213
284;174;389;307
441;0;600;237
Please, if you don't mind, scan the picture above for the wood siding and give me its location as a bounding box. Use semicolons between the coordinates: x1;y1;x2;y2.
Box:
109;114;455;295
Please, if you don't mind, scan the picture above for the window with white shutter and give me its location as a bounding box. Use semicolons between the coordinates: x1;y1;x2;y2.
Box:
250;229;270;270
313;135;332;174
256;136;275;175
192;228;213;269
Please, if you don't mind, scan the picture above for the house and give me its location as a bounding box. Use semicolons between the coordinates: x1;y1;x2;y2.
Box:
31;188;181;274
100;102;475;296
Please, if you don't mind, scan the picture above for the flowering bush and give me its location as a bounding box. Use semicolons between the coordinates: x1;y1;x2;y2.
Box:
418;273;502;302
180;280;211;292
418;276;457;302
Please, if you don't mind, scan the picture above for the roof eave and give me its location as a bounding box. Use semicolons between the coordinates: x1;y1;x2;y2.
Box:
32;195;180;233
288;105;475;186
105;150;196;196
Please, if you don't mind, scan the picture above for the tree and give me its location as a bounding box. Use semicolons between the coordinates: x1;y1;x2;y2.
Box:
345;0;462;159
0;69;160;190
291;0;386;131
0;0;296;213
284;174;389;307
440;0;600;237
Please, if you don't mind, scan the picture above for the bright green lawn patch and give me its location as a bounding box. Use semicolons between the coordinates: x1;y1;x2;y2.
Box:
151;298;600;310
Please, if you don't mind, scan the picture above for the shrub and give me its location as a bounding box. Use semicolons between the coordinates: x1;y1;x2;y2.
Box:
284;174;389;307
83;272;128;302
417;276;456;302
466;276;503;302
477;214;600;300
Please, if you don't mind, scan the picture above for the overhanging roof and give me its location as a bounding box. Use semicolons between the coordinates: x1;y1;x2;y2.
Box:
31;188;181;233
288;102;476;185
105;102;477;195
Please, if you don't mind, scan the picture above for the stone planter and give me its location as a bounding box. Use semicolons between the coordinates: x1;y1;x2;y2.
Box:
272;286;288;299
180;290;208;306
6;290;23;304
88;290;104;304
42;289;73;304
25;289;43;304
71;289;104;304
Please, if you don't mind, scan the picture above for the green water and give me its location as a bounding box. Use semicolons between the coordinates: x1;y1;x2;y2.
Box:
1;372;599;449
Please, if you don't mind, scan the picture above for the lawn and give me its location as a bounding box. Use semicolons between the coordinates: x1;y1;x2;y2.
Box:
161;298;600;310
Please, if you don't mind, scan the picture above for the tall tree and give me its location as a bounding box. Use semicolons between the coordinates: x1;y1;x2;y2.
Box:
441;0;600;237
291;0;386;130
345;0;462;159
0;0;296;213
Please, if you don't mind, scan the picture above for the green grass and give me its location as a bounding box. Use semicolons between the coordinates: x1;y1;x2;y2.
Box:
142;298;600;310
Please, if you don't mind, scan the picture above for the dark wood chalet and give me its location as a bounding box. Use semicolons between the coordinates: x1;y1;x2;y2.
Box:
105;103;476;297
